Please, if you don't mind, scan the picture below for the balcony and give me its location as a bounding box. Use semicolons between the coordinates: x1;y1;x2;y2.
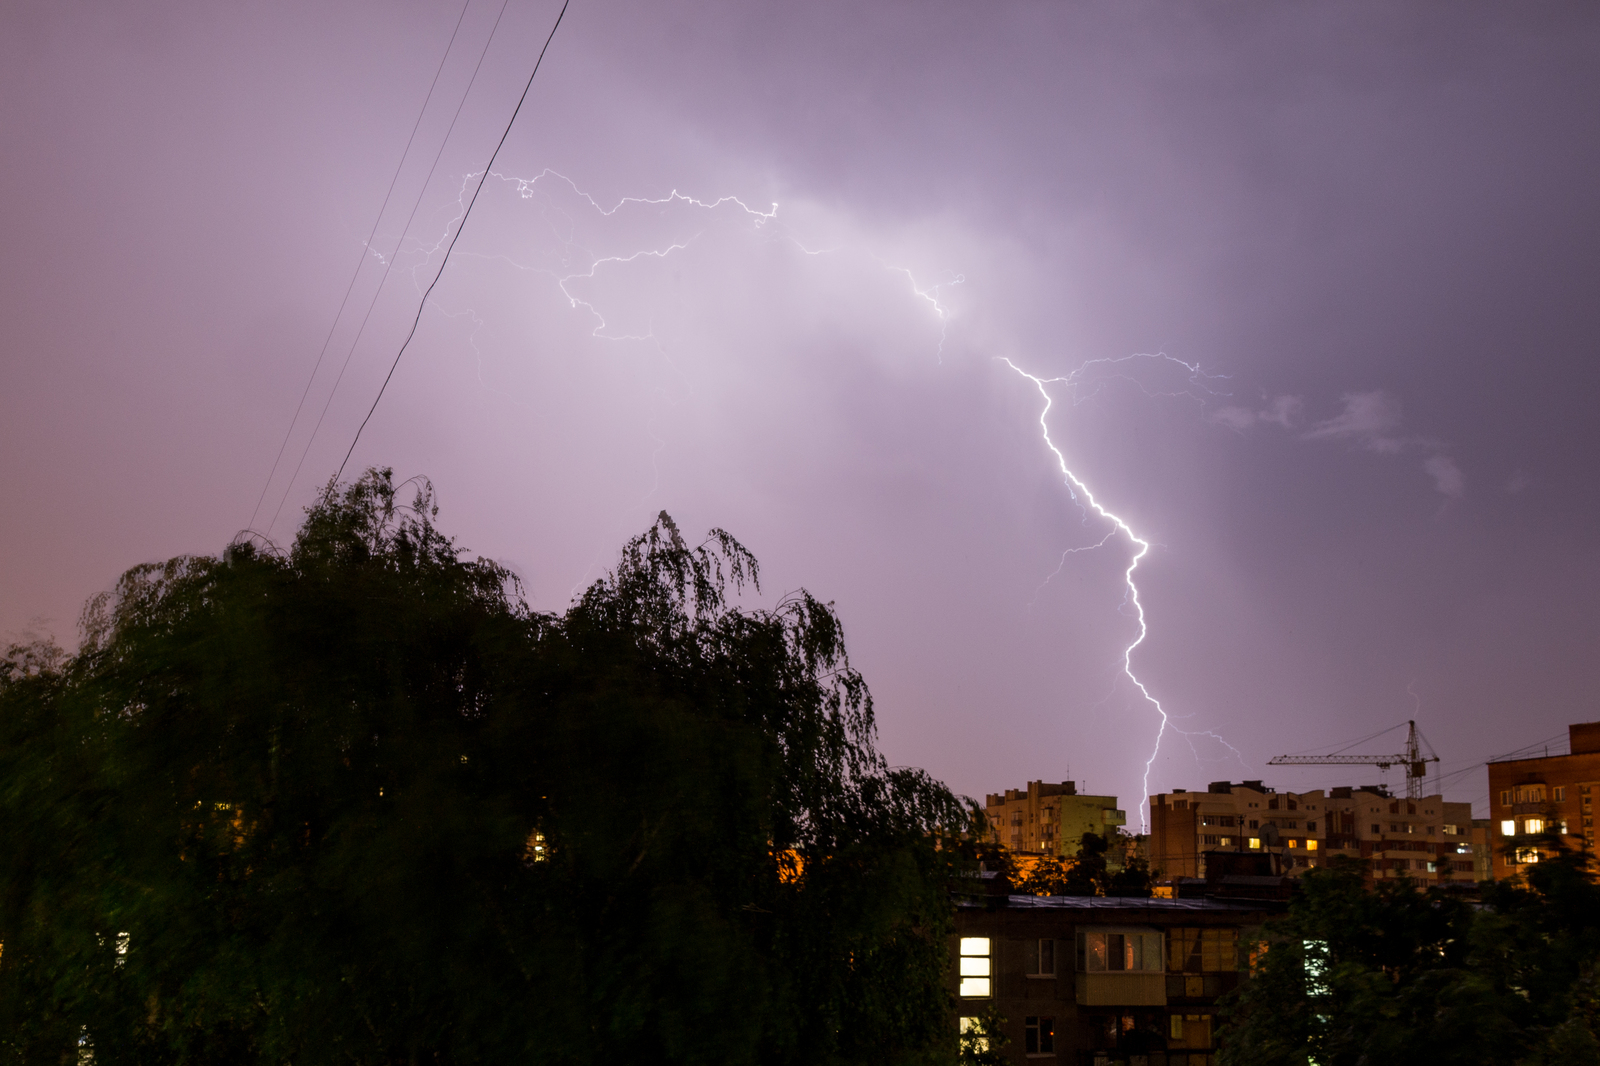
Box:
1103;809;1127;826
1076;972;1166;1006
1165;972;1240;1000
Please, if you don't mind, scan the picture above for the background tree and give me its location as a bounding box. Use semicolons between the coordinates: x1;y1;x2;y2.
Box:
1219;842;1600;1066
0;469;979;1066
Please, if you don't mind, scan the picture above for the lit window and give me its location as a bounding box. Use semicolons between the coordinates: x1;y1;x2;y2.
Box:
1526;819;1545;834
1248;837;1262;850
1443;824;1459;835
1077;930;1164;972
959;938;991;998
1024;1016;1055;1055
1500;820;1516;836
1306;839;1318;851
959;1017;988;1054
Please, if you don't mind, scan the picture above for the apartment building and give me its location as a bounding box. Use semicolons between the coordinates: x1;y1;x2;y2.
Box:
953;891;1283;1064
1485;721;1600;880
986;780;1126;858
1148;780;1475;884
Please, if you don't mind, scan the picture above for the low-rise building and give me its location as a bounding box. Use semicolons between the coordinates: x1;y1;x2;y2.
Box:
952;891;1283;1064
1148;780;1475;885
1486;721;1600;879
986;780;1126;859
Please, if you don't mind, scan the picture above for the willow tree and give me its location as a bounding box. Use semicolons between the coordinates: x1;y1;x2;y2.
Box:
0;469;977;1066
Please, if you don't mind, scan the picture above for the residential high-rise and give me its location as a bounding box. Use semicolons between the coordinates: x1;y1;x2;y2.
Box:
1485;721;1600;880
1148;780;1475;884
984;780;1126;859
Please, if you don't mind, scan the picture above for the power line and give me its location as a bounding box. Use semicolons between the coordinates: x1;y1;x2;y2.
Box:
244;0;474;537
1279;722;1404;759
336;0;572;482
266;0;520;536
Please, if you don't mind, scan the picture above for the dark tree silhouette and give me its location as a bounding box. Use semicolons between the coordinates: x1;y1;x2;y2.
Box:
1219;842;1600;1066
0;469;979;1066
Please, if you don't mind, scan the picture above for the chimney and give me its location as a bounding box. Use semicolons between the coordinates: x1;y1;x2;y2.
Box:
1571;722;1600;755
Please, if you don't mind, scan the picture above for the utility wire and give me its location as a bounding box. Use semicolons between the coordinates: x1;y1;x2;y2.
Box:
267;0;520;536
1280;721;1404;759
336;0;571;482
245;0;473;537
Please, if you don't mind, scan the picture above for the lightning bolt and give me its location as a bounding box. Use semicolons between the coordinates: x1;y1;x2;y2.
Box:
405;168;1241;825
1000;355;1244;832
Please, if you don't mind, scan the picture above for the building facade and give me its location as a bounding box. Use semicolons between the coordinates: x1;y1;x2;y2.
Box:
953;893;1281;1065
1485;721;1600;880
986;780;1126;858
1148;780;1475;884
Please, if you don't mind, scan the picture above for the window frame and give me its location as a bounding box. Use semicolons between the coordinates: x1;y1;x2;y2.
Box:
1076;927;1165;973
958;937;992;999
1024;1016;1055;1056
1166;926;1240;974
1025;937;1056;978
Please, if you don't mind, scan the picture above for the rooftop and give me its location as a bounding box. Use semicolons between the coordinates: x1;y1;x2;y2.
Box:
960;893;1279;914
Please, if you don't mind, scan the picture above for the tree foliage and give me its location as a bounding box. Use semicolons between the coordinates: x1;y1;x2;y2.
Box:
1219;842;1600;1066
0;469;979;1066
1011;833;1154;898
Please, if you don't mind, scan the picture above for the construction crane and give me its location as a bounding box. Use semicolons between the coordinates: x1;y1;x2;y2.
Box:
1268;720;1440;800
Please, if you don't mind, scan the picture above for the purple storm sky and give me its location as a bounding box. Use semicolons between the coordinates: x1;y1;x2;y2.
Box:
4;0;1599;821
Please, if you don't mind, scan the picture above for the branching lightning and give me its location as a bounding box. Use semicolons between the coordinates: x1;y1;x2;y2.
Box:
402;166;1242;828
1001;355;1244;831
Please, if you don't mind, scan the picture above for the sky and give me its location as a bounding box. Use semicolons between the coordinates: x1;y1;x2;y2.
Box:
3;0;1598;823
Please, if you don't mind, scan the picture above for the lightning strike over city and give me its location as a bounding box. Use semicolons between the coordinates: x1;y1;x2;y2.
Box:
8;2;1600;1056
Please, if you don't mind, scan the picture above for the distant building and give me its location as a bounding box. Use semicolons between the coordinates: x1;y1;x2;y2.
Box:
1486;721;1600;880
953;889;1284;1064
984;780;1126;859
1148;780;1475;885
1471;818;1494;881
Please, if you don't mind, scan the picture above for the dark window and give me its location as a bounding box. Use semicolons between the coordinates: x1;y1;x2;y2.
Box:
1025;938;1055;976
1371;824;1381;834
1024;1016;1055;1054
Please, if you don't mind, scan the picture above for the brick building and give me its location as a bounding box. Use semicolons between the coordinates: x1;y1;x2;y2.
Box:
953;892;1283;1065
1486;721;1600;880
1148;780;1475;885
986;780;1126;859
